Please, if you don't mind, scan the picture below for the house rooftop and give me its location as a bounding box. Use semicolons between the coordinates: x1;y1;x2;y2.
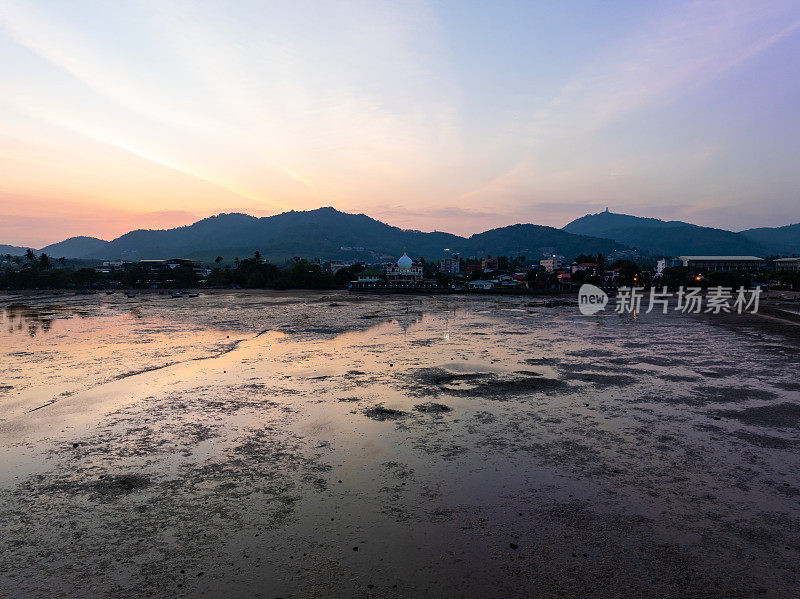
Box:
678;256;763;261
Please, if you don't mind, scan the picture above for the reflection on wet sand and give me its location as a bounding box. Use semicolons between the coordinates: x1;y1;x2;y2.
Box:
1;303;83;337
0;290;799;598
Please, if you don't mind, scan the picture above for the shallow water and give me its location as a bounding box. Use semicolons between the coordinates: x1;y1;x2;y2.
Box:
1;291;798;598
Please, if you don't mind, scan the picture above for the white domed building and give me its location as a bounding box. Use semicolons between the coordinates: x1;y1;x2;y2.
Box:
385;253;423;285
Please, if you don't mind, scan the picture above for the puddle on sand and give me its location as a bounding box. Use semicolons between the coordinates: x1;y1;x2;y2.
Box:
1;291;799;598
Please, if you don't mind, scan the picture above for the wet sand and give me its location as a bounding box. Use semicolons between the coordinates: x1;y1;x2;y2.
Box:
1;291;799;598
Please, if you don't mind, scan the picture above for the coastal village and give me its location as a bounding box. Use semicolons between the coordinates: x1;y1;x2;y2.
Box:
346;252;799;292
2;249;800;293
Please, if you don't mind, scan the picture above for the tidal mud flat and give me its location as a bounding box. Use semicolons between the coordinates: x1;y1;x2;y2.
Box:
1;291;799;598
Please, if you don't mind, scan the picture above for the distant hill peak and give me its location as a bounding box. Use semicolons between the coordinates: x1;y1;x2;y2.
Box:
39;235;111;259
564;210;693;233
562;210;770;256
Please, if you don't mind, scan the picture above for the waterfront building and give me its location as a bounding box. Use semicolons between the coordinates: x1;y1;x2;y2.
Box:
356;268;383;283
678;256;763;271
774;257;800;272
385;253;423;284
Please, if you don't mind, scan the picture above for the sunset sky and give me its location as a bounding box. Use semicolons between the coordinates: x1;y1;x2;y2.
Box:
2;0;800;247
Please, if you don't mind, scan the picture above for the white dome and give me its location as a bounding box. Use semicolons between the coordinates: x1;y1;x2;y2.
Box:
398;253;413;268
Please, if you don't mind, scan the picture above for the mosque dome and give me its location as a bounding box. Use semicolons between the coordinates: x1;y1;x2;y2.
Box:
397;253;413;268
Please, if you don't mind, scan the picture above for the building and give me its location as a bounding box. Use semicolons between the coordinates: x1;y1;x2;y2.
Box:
439;253;460;275
468;280;494;290
94;260;133;274
678;256;763;271
137;258;201;271
481;256;499;270
656;258;683;273
465;264;482;276
385;253;423;284
774;257;800;271
329;261;350;274
356;267;383;283
540;257;562;273
571;262;597;274
494;274;520;288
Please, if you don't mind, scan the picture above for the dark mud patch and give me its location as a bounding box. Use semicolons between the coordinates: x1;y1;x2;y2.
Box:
625;356;687;367
382;461;414;478
524;357;558;365
733;430;798;449
558;370;636;388
415;367;487;387
91;474;151;497
338;396;361;402
658;373;701;382
774;380;800;392
364;405;406;421
471;411;497;424
694;366;742;378
26;472;152;500
409;367;566;399
514;370;544;377
565;348;616;358
688;385;778;406
715;402;800;429
413;402;452;414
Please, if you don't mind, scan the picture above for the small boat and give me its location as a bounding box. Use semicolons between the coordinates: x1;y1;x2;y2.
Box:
106;290;115;295
187;292;199;298
171;292;183;298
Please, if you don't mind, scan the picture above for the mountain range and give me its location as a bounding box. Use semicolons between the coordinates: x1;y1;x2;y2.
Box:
24;208;627;263
562;210;791;256
3;207;798;263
